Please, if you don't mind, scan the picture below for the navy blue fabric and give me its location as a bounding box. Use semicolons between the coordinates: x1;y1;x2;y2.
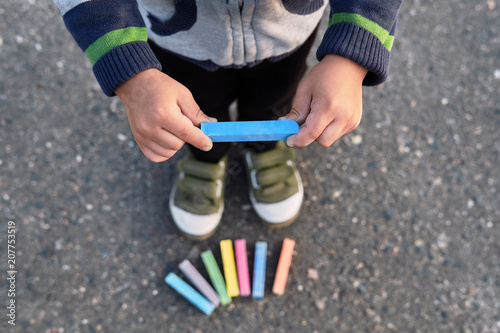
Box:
329;0;403;32
316;22;390;86
63;0;145;51
93;41;162;96
389;18;398;35
148;0;197;36
281;0;325;15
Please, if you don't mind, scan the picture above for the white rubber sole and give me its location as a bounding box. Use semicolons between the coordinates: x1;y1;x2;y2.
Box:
168;180;224;240
249;169;303;226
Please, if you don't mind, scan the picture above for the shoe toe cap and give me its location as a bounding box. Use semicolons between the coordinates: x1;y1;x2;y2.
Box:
250;189;303;224
170;201;223;238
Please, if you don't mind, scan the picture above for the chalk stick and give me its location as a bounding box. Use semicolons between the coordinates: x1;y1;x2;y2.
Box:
201;250;232;306
272;238;295;295
220;240;240;297
252;241;268;299
164;272;215;316
179;259;220;307
234;239;251;297
201;120;299;142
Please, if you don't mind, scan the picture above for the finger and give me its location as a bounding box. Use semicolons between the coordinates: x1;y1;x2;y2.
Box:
315;121;345;147
278;89;311;125
153;128;186;151
166;111;213;151
138;143;170;163
286;110;332;147
177;92;217;127
278;107;303;123
146;139;179;160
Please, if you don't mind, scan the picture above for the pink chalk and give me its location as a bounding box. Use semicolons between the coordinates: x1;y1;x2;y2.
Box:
234;239;251;297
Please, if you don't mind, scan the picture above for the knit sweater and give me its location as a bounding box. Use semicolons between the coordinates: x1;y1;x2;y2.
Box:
53;0;403;96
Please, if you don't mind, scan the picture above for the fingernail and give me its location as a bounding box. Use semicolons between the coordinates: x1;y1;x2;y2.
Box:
202;143;213;151
286;137;295;147
206;117;217;122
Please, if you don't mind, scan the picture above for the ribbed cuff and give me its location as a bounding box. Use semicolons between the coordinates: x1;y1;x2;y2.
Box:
92;41;162;96
316;22;391;86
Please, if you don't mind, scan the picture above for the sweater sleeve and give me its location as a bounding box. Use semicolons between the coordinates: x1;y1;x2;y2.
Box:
53;0;162;96
317;0;403;86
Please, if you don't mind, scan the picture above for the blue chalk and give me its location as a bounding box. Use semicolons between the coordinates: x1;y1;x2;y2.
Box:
252;241;268;299
165;272;215;316
201;120;299;142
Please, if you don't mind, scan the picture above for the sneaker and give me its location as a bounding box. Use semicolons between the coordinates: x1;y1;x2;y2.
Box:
243;141;304;227
169;153;227;240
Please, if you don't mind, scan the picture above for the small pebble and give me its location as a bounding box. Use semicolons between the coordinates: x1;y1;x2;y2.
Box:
242;204;252;211
414;239;425;247
307;268;319;280
494;69;500;79
117;133;127;142
437;233;448;249
315;298;326;310
383;209;395;220
351;135;362;145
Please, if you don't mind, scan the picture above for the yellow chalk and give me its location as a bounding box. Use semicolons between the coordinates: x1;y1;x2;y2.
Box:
220;240;239;297
272;238;295;295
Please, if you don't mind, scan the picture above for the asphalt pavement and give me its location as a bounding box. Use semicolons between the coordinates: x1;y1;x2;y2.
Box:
0;1;499;332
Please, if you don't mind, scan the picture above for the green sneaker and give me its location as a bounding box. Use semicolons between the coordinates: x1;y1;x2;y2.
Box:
243;141;303;227
169;153;227;240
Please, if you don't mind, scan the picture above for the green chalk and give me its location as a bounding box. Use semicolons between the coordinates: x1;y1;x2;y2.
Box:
201;250;232;306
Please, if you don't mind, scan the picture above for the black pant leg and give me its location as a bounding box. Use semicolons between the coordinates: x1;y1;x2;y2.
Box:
236;27;318;152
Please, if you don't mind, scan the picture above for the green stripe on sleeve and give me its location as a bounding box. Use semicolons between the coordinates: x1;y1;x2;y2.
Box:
85;27;148;65
329;13;394;51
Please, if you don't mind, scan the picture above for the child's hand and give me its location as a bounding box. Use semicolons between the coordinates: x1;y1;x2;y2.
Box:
279;55;368;147
115;69;216;162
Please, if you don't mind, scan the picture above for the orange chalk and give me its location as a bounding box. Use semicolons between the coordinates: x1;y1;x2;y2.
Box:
272;238;295;295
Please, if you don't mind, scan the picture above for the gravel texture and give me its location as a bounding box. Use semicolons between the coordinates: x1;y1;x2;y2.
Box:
0;1;499;332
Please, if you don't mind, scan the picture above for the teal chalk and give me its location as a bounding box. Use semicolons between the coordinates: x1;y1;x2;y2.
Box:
165;272;215;316
201;120;299;142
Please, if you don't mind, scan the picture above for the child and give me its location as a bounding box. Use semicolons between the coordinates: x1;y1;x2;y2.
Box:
53;0;403;239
